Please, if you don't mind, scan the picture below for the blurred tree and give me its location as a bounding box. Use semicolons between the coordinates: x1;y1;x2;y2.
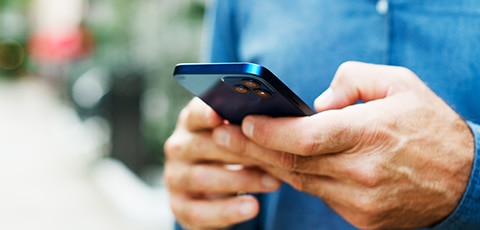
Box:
68;0;205;179
0;0;29;77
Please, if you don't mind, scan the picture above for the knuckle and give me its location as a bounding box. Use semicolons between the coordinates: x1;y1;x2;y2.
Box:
351;218;382;230
164;134;184;160
348;190;390;229
164;131;212;162
178;106;191;124
177;102;193;129
334;61;358;81
275;152;298;171
396;65;415;77
164;163;207;192
357;168;383;188
163;164;175;187
350;201;384;229
338;61;357;72
358;197;381;216
296;136;319;156
391;66;421;89
288;173;308;192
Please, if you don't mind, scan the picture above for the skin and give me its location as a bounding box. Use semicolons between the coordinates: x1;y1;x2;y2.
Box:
164;97;282;229
212;62;474;229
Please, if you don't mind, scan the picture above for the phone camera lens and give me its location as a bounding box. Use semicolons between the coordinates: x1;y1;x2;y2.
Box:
242;79;261;88
233;85;250;94
253;89;273;98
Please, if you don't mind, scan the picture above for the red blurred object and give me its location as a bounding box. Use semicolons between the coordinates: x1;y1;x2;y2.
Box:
29;27;94;64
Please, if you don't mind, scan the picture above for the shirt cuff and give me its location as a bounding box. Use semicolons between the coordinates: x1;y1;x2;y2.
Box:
432;121;480;229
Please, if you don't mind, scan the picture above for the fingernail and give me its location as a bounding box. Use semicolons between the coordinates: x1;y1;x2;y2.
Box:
262;175;279;189
213;127;230;147
242;119;254;137
239;201;255;217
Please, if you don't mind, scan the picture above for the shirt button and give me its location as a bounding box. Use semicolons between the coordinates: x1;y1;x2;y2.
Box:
376;0;389;15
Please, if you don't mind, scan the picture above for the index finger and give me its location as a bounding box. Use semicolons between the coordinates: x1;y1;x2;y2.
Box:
241;109;364;156
179;97;224;131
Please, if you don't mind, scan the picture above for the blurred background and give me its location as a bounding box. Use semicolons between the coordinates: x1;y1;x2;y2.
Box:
0;0;205;229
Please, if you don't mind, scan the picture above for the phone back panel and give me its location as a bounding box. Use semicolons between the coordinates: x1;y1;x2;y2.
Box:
173;63;314;124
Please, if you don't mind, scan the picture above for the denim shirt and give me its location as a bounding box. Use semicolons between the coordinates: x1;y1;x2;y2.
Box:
189;0;480;229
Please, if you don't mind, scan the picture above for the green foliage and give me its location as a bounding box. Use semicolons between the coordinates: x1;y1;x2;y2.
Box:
79;0;206;166
0;0;29;77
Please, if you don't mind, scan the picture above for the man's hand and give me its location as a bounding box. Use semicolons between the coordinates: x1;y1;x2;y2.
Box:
212;62;474;229
164;98;281;229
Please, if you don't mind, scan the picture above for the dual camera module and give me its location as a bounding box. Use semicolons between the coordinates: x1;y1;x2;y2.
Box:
229;78;273;99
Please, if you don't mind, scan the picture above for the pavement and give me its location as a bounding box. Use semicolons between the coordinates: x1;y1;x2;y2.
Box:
0;78;173;230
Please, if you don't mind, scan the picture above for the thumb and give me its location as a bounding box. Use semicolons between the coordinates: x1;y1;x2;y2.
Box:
314;61;411;112
313;87;350;112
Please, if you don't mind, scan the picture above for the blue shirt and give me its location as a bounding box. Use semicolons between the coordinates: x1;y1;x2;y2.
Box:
181;0;480;229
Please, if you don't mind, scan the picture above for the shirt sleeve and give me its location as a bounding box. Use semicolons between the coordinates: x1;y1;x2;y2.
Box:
432;121;480;229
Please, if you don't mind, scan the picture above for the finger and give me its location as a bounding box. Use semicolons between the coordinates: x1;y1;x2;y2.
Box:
314;61;422;112
213;124;327;173
165;161;281;193
261;165;334;198
260;165;359;206
240;112;362;156
180;97;224;131
170;193;259;229
214;124;386;180
164;127;259;165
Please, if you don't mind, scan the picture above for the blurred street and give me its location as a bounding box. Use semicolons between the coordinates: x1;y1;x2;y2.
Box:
0;78;173;230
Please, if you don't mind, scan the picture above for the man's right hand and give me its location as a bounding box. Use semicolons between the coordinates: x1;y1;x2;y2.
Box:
164;98;281;229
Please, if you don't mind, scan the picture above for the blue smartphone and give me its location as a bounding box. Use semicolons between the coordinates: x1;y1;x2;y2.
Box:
173;62;315;124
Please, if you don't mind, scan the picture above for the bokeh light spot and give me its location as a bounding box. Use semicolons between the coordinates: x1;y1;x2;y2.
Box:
0;39;25;70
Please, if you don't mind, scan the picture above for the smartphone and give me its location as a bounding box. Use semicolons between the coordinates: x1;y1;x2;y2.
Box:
173;62;315;124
